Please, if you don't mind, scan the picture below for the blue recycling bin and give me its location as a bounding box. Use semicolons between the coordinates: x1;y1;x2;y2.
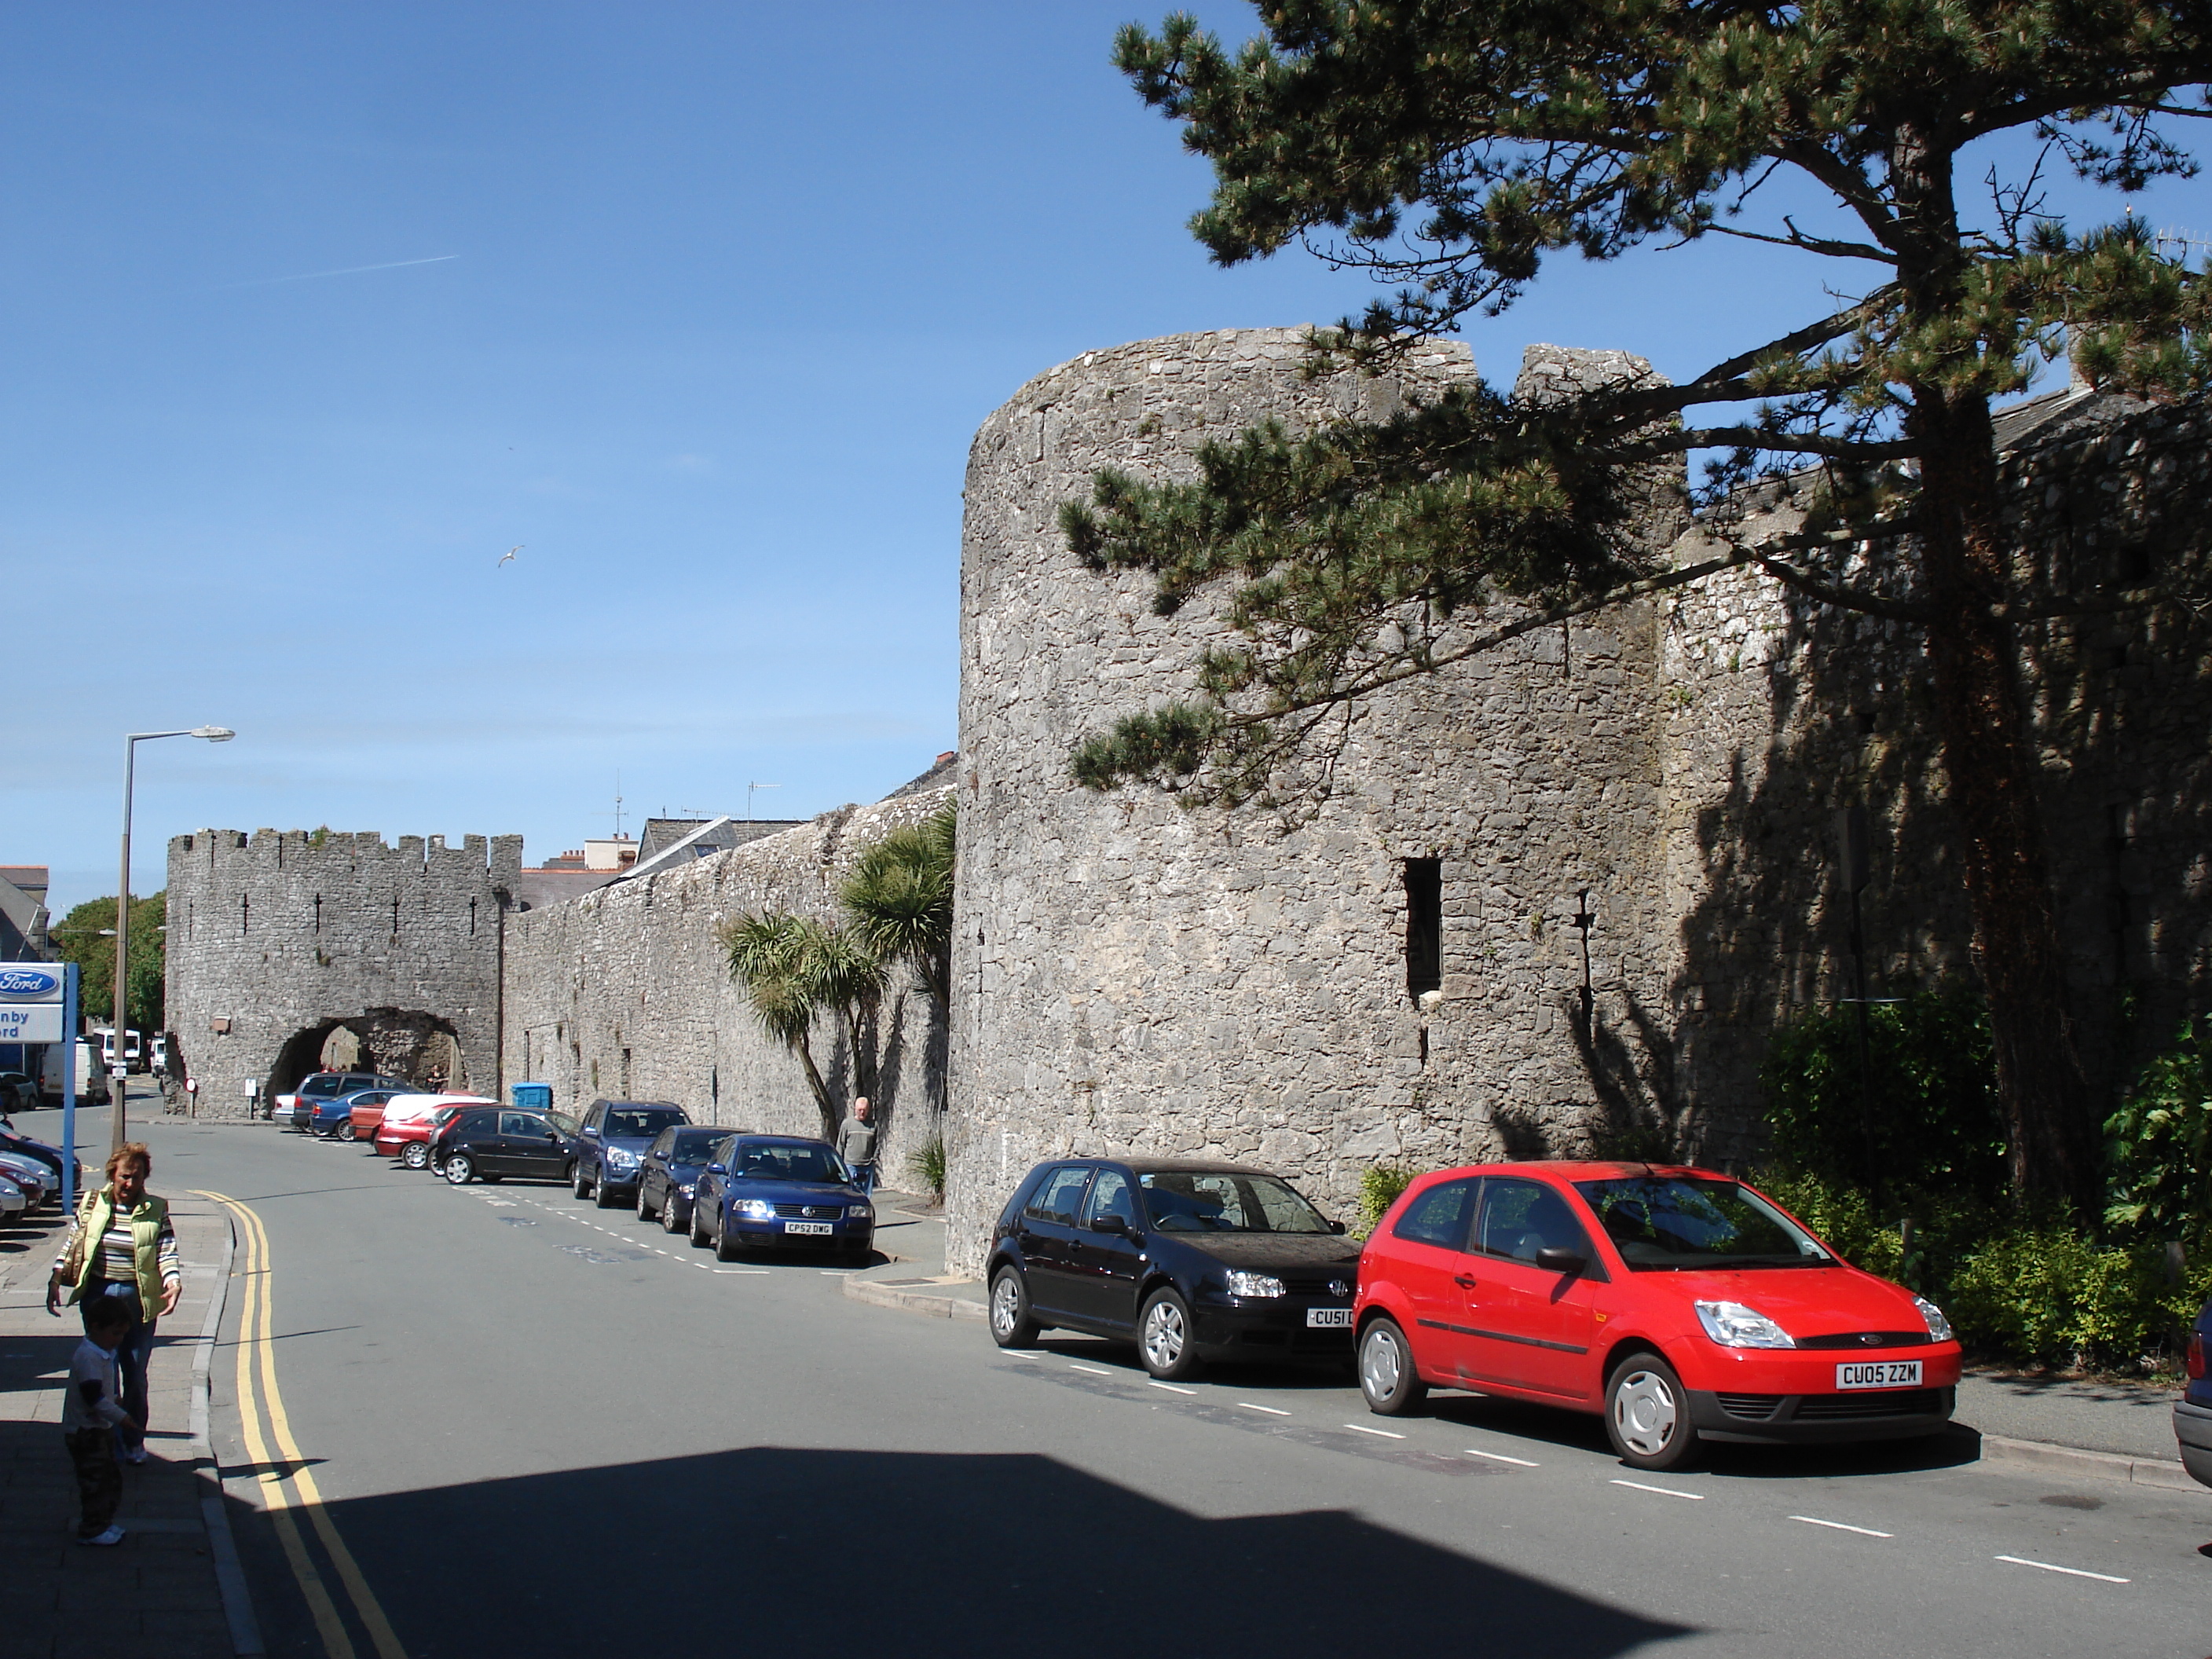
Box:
510;1082;553;1111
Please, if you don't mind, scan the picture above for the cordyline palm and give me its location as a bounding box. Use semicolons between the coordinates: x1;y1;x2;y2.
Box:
1068;0;2212;1214
722;912;885;1139
840;803;955;1012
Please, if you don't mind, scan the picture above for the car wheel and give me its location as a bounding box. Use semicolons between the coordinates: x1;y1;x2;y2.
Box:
690;1204;712;1249
661;1196;686;1235
713;1211;742;1262
573;1165;591;1199
1357;1316;1428;1415
636;1181;656;1221
1604;1352;1701;1472
594;1176;620;1209
988;1265;1040;1349
1137;1287;1203;1381
338;1122;357;1142
401;1142;429;1170
444;1153;474;1186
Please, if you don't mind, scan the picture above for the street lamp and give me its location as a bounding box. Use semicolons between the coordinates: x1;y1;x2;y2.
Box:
110;726;233;1152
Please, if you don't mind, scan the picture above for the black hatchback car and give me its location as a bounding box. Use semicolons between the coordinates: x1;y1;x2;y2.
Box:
436;1108;576;1185
987;1157;1360;1380
635;1125;743;1233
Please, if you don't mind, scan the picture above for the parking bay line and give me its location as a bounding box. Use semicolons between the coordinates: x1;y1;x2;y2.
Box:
1464;1447;1540;1467
1148;1380;1197;1395
1067;1363;1113;1376
1237;1402;1291;1416
1342;1423;1405;1440
1610;1478;1704;1500
1792;1515;1892;1538
1994;1555;2130;1584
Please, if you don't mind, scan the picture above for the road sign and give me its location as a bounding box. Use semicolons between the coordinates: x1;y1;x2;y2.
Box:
0;963;65;1043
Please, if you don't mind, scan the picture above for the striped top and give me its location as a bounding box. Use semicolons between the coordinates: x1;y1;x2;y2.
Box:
54;1199;182;1298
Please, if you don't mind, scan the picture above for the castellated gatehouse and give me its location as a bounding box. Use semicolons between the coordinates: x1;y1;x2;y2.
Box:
168;326;2212;1276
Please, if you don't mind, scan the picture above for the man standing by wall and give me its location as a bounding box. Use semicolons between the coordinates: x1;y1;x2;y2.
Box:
837;1097;877;1194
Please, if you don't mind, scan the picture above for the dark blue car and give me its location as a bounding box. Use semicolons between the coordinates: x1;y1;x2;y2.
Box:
635;1125;740;1232
689;1135;875;1263
309;1088;396;1141
2178;1297;2211;1489
569;1099;689;1208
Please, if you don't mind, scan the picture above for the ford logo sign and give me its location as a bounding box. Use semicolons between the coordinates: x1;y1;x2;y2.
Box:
0;968;60;998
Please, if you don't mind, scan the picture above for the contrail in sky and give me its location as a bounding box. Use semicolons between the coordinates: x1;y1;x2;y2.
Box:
204;254;460;291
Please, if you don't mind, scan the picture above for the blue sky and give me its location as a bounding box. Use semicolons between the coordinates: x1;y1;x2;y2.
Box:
8;4;2207;914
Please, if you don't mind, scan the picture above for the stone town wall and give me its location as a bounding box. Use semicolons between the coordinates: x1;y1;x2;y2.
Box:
499;791;954;1180
1657;395;2212;1151
165;830;521;1119
946;328;1683;1274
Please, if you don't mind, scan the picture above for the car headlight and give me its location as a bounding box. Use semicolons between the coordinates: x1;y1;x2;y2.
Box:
847;1203;873;1222
606;1148;638;1170
734;1199;776;1221
1223;1270;1285;1299
677;1182;695;1198
1914;1295;1955;1343
1694;1300;1796;1349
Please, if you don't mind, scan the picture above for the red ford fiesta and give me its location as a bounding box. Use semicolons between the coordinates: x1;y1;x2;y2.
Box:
1353;1162;1962;1470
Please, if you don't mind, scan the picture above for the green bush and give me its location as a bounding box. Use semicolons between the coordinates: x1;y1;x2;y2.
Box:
1356;1164;1422;1236
1759;985;2007;1200
906;1134;947;1201
2104;1017;2212;1251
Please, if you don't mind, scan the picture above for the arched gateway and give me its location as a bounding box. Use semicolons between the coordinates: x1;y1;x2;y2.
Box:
166;829;520;1118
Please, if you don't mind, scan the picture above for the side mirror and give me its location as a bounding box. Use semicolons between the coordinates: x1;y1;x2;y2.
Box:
1328;1219;1347;1234
1090;1213;1129;1236
582;1126;600;1137
706;1163;727;1176
1534;1247;1588;1275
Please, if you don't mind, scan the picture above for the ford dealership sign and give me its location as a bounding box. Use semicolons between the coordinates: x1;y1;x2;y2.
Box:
0;962;64;1042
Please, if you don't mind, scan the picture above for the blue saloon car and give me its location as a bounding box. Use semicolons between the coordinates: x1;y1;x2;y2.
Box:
310;1088;397;1141
690;1135;875;1263
569;1099;690;1207
635;1125;742;1232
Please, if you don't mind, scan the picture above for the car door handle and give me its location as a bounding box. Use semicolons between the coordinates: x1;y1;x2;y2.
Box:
1454;1274;1479;1288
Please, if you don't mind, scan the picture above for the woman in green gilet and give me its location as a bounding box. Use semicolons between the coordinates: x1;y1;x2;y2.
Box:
46;1142;182;1463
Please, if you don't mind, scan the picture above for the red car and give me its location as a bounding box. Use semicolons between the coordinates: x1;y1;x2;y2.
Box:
1353;1162;1961;1470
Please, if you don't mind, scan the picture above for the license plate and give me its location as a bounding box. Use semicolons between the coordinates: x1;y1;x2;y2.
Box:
1306;1307;1353;1328
1836;1360;1922;1390
783;1221;833;1236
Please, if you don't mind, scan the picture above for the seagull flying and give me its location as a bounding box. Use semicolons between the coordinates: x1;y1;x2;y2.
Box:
498;545;522;567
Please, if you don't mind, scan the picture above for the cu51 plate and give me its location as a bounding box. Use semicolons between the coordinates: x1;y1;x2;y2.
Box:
1836;1360;1922;1390
1306;1307;1353;1328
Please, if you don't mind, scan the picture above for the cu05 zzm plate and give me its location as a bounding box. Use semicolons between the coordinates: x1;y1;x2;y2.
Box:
783;1221;833;1236
1306;1307;1353;1328
1836;1360;1923;1390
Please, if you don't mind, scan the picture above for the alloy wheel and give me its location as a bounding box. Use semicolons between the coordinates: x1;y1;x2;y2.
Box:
1141;1297;1186;1372
991;1274;1022;1339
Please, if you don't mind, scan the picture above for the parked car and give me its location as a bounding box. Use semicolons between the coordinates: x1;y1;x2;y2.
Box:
379;1102;489;1168
0;1071;41;1112
2178;1296;2211;1489
276;1071;412;1130
0;1118;78;1196
40;1039;102;1104
309;1089;399;1141
0;1148;53;1209
986;1158;1357;1379
0;1172;24;1219
1352;1162;1962;1471
635;1126;740;1232
690;1135;874;1262
369;1093;496;1154
437;1108;574;1185
569;1099;690;1208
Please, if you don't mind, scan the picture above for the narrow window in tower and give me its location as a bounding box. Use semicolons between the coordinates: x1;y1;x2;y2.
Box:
468;897;477;936
1403;858;1441;1002
240;895;250;938
313;895;322;935
390;895;401;937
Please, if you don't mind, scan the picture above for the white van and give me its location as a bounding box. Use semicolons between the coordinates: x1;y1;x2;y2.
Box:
39;1040;102;1104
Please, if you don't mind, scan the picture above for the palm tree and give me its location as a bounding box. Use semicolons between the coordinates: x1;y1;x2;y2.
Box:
839;801;954;1013
721;910;884;1139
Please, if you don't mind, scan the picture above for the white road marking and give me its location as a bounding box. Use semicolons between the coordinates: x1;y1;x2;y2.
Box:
1994;1555;2130;1584
1148;1380;1197;1395
1610;1479;1703;1500
1463;1447;1540;1467
1068;1363;1112;1376
713;1268;771;1275
1342;1423;1405;1440
1792;1515;1892;1538
1237;1402;1291;1416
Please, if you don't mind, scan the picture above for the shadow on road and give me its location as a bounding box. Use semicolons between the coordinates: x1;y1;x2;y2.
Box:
236;1446;1695;1659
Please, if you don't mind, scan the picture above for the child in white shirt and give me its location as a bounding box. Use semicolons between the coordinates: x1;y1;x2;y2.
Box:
62;1297;142;1544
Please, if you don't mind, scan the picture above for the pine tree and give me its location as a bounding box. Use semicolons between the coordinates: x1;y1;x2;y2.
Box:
1070;2;2212;1212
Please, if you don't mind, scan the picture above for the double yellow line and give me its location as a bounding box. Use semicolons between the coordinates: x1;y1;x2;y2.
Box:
198;1192;405;1659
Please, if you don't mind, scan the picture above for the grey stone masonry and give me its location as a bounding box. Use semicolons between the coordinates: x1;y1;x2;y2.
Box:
500;790;953;1179
165;830;521;1118
947;328;1682;1274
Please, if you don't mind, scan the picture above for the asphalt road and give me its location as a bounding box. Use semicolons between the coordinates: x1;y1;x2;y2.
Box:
121;1115;2212;1659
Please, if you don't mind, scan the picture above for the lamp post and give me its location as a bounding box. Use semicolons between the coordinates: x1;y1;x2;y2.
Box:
111;726;234;1152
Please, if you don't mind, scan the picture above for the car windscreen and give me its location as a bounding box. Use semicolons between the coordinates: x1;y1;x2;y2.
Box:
301;1076;344;1097
729;1142;847;1184
1572;1176;1831;1269
606;1108;685;1137
1137;1170;1334;1234
667;1130;724;1160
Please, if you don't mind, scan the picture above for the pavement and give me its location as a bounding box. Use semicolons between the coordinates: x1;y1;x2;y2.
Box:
848;1194;2204;1492
0;1098;257;1658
